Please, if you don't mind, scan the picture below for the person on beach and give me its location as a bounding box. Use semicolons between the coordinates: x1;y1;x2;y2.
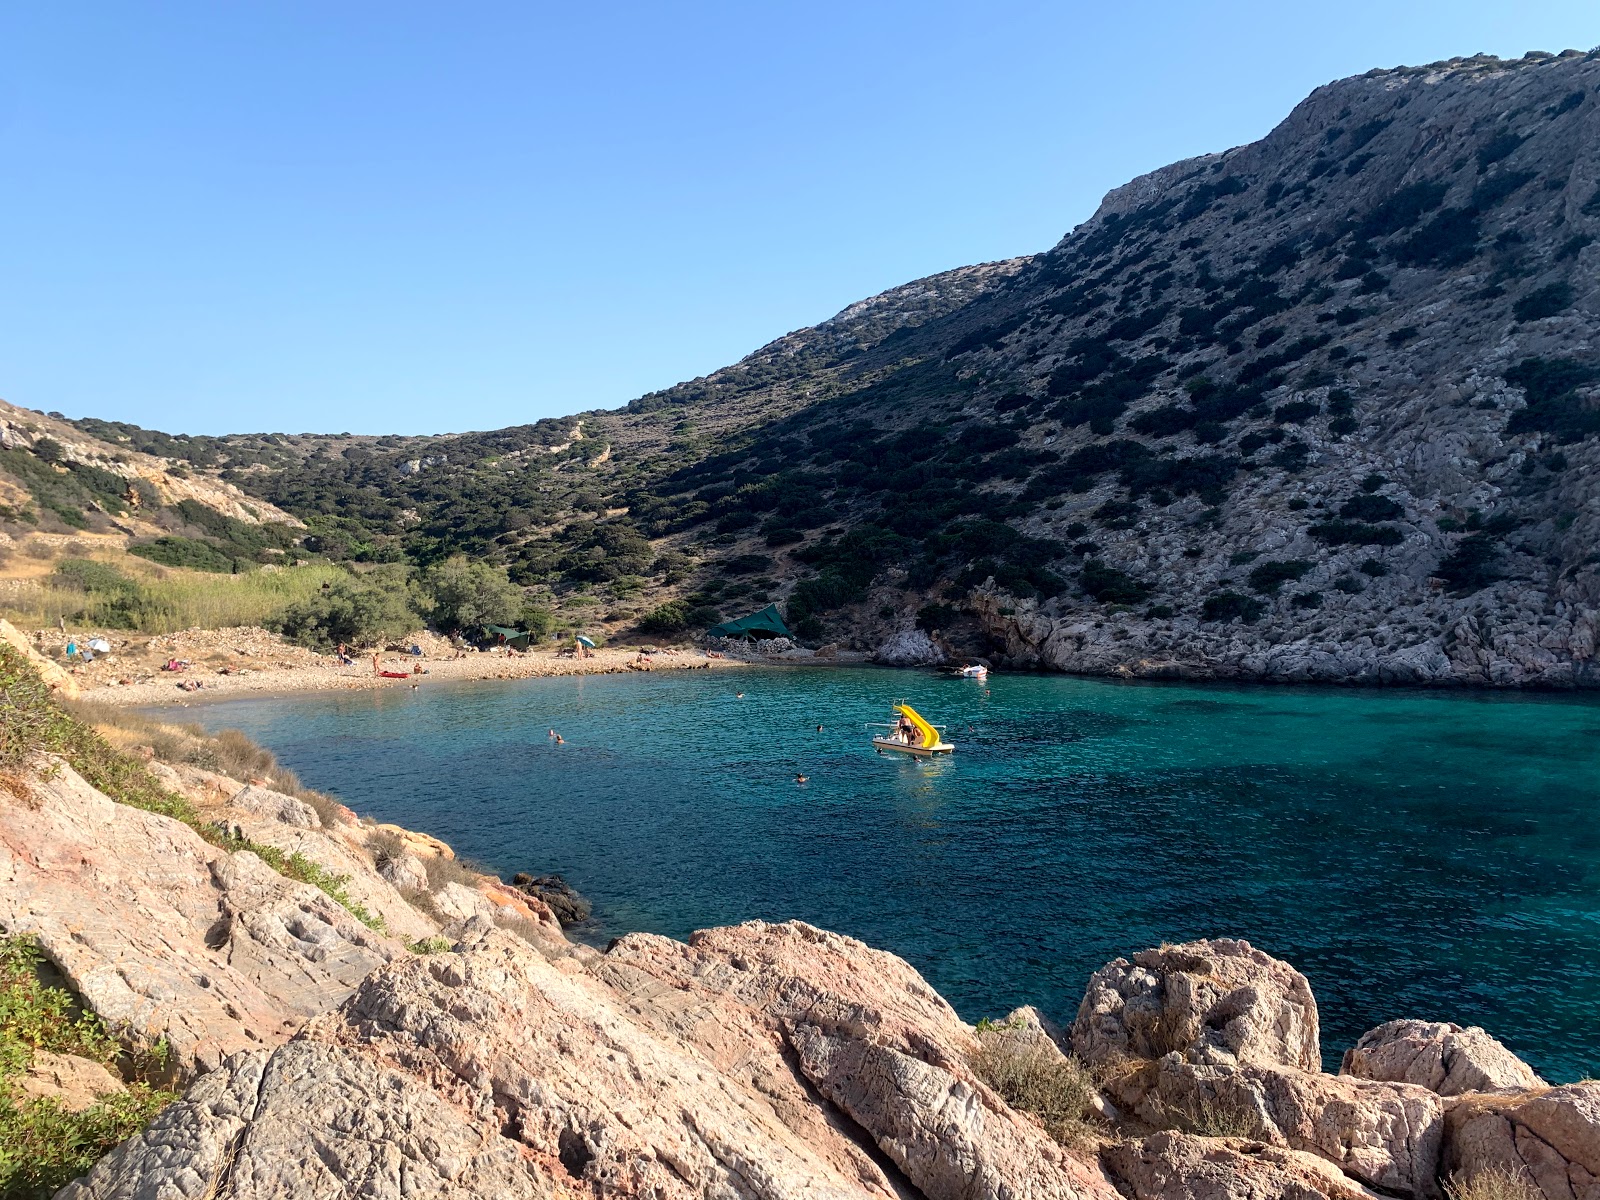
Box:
372;652;380;676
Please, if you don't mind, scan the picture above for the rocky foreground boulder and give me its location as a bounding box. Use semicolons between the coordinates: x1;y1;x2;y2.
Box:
1072;938;1322;1072
1342;1020;1548;1096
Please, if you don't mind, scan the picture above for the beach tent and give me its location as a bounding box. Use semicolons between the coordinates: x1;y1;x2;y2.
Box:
482;624;532;651
705;604;792;641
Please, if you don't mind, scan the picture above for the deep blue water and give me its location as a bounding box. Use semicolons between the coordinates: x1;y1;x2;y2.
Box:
160;668;1600;1081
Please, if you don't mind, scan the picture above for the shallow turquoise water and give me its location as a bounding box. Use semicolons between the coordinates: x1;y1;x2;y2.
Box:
162;668;1600;1080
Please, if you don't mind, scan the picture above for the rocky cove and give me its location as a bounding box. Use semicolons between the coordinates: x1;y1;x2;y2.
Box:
1;636;1597;1198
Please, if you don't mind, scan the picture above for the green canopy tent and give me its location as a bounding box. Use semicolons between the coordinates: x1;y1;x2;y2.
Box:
482;624;533;651
705;604;792;641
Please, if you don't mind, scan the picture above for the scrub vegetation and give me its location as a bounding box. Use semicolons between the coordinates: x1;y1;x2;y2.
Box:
0;936;177;1199
0;643;381;930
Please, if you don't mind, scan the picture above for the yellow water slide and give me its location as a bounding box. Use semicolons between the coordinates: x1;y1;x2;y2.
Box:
894;704;941;750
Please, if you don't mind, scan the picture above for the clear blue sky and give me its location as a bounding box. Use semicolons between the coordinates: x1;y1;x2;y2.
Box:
1;3;1596;436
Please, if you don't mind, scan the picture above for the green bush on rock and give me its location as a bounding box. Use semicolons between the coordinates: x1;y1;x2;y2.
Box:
0;936;177;1198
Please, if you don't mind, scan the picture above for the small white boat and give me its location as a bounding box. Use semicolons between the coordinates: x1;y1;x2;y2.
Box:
871;703;955;756
956;664;988;679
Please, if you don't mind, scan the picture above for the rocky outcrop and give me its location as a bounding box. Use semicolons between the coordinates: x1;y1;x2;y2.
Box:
1341;1020;1546;1096
1442;1082;1600;1200
0;761;415;1078
1072;938;1320;1072
0;617;78;698
873;629;947;667
1103;1131;1381;1200
603;921;1119;1200
512;872;593;926
16;1051;126;1113
1146;1056;1446;1198
61;914;1124;1200
58;1042;546;1200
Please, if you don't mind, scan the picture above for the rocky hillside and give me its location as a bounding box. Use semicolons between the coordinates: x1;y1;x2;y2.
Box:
0;399;302;569
1;648;1594;1198
57;48;1600;685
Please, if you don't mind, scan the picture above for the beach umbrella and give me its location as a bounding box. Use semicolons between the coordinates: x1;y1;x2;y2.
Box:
575;635;596;649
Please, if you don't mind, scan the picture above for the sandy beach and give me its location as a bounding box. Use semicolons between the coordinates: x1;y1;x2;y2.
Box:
28;625;759;707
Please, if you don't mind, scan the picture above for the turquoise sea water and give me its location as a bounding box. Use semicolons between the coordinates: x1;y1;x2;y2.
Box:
161;668;1600;1081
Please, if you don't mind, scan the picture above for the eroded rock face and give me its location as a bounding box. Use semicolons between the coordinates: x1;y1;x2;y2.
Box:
1145;1057;1446;1199
57;1042;546;1200
16;1051;124;1114
1102;1130;1380;1200
874;629;947;667
1072;939;1320;1073
1443;1082;1600;1200
607;921;1119;1200
67;917;1124;1200
1341;1020;1546;1096
0;762;414;1078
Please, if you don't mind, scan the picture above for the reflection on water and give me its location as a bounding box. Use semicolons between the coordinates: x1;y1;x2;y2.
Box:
161;668;1600;1080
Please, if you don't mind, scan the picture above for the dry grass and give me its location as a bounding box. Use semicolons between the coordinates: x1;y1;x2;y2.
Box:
423;853;490;892
64;700;350;828
0;552;347;634
1173;1091;1258;1138
969;1021;1099;1150
1445;1167;1543;1200
368;829;408;870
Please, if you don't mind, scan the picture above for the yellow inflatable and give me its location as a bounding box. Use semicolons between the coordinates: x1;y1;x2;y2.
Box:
872;703;954;756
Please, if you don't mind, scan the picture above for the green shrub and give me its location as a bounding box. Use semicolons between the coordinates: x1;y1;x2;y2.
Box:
0;935;177;1198
1247;560;1314;594
638;600;689;635
1308;520;1404;546
270;574;417;650
1273;401;1321;424
1437;532;1503;594
128;536;238;573
417;556;523;633
1513;283;1574;322
1202;591;1267;624
1392;208;1480;268
1080;560;1151;604
1340;494;1403;522
1503;356;1600;442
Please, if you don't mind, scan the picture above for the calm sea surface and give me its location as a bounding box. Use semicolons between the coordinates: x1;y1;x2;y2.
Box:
159;667;1600;1080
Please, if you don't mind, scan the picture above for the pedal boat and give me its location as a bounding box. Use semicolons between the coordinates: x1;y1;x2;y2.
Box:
872;703;955;756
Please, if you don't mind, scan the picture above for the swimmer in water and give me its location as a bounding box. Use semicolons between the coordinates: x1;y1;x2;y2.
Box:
816;724;823;732
548;729;556;738
795;773;809;784
736;692;745;699
555;734;565;744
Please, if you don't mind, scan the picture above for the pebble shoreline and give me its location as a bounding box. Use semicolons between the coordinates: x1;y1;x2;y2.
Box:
81;645;754;706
